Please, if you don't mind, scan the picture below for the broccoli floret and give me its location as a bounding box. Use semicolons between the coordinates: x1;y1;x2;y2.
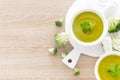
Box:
80;20;93;33
49;47;57;55
61;51;68;58
108;19;120;33
73;68;80;76
55;32;69;46
55;19;63;27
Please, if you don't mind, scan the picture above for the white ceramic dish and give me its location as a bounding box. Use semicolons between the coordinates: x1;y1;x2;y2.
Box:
62;0;120;69
70;9;108;46
95;51;120;80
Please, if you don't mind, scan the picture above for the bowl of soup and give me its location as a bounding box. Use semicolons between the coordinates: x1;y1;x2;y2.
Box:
70;9;108;46
95;51;120;80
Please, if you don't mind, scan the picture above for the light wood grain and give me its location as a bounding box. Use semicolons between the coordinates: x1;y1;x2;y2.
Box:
0;0;98;80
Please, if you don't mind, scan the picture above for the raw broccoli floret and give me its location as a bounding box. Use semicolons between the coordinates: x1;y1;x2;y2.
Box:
61;51;68;58
55;32;69;46
49;47;57;55
108;19;120;33
55;19;63;27
73;68;80;76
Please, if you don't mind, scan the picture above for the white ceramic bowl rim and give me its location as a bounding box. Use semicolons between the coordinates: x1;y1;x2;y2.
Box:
70;9;108;46
95;51;120;80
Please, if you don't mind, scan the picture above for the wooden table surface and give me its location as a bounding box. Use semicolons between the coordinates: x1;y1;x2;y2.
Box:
0;0;98;80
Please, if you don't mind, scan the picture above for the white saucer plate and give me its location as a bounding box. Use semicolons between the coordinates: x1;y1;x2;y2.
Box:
65;0;120;57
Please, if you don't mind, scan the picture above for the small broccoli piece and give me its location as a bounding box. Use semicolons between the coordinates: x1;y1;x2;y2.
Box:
55;32;69;46
55;19;63;27
49;47;57;55
61;51;68;58
108;19;120;33
107;64;120;76
73;68;80;76
80;21;93;33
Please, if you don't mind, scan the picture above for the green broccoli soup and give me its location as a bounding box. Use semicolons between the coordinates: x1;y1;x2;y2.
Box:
72;12;103;42
98;55;120;80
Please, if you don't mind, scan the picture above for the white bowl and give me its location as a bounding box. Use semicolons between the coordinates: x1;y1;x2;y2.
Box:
70;9;108;46
95;51;120;80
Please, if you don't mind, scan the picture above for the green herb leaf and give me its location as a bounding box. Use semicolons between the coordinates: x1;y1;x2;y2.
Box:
107;64;120;76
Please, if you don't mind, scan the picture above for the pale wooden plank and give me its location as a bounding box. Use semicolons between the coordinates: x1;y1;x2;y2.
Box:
0;0;97;79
